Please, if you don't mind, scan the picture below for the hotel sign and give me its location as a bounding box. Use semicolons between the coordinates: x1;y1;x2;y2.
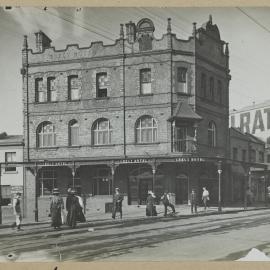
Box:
118;159;150;164
175;157;205;162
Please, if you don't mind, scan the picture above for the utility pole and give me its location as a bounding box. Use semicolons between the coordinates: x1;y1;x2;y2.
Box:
217;161;222;212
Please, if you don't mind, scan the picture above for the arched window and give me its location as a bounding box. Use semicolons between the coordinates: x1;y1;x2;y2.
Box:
93;119;112;145
208;121;217;147
136;116;157;143
201;73;206;97
209;77;214;100
37;122;56;148
69;120;79;146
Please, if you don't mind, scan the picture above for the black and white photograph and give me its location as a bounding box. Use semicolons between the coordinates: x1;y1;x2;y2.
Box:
1;5;270;262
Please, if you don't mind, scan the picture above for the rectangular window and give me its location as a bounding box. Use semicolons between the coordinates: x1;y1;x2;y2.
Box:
250;149;256;163
242;149;247;162
140;69;151;95
233;147;238;160
68;76;80;100
210;77;214;100
70;126;79;146
47;77;57;102
96;73;108;98
5;152;16;172
177;68;188;93
35;78;46;102
267;154;270;163
259;151;264;163
38;170;57;196
174;127;187;152
92;168;112;195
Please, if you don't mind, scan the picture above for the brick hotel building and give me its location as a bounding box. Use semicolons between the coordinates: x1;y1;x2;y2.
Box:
21;16;234;219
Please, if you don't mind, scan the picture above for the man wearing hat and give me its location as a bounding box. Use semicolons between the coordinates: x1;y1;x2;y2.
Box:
112;188;124;219
11;192;22;231
50;188;64;230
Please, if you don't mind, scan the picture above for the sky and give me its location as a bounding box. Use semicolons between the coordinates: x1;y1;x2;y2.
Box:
1;6;270;134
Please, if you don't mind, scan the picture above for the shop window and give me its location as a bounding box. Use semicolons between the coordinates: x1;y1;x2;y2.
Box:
5;152;16;172
177;67;188;93
37;122;56;148
201;73;206;97
208;121;217;147
209;77;214;100
35;78;46;102
96;73;108;98
47;77;57;102
136;116;157;143
93;119;112;145
38;170;57;196
140;69;151;95
233;147;238;160
69;120;79;146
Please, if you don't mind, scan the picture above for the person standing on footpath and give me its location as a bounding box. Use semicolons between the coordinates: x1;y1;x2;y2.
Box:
76;190;86;222
66;188;72;225
161;191;176;216
202;187;210;211
112;188;124;219
190;189;198;214
11;192;22;231
146;191;157;216
67;189;80;228
50;188;64;230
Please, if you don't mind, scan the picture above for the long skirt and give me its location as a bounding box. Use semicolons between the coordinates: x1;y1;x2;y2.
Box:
51;208;62;228
146;204;157;216
68;206;77;228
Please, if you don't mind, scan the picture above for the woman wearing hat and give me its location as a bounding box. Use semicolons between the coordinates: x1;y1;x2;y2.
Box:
50;188;64;230
66;189;80;228
146;191;157;217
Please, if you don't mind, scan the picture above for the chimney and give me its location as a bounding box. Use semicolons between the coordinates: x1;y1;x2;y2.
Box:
125;21;136;44
35;31;52;52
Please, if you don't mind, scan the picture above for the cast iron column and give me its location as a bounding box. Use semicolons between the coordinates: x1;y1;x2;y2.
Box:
217;161;222;212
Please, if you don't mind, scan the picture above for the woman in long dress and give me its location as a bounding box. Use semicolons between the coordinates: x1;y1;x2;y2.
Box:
146;191;157;216
50;188;64;230
67;189;80;228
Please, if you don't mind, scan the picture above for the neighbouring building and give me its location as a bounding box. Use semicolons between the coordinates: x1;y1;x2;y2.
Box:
229;127;267;204
0;132;24;205
22;15;234;220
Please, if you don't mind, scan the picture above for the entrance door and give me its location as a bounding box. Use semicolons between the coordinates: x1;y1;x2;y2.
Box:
139;178;152;205
176;175;189;204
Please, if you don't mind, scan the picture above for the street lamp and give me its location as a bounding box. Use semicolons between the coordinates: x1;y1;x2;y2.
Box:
217;161;222;212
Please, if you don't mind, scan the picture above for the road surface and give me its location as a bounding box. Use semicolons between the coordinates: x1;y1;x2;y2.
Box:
0;209;270;262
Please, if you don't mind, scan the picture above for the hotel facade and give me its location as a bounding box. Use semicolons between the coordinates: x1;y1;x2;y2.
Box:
21;16;236;220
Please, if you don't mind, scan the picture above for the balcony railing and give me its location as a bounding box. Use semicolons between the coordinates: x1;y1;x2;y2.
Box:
173;139;197;153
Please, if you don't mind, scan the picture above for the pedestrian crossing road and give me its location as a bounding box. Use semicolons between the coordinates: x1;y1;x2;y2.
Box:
1;209;270;261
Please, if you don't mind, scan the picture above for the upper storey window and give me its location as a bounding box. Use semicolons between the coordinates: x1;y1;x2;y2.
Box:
68;75;80;101
96;73;108;98
136;116;157;144
140;69;151;95
47;77;57;102
217;80;222;104
209;77;214;100
37;122;56;148
139;35;152;51
177;67;188;93
201;73;206;97
35;78;46;103
208;121;217;148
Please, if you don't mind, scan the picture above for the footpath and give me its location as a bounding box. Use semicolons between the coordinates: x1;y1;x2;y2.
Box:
0;204;269;230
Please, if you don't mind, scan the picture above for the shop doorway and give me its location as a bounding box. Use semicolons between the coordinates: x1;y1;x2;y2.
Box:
175;174;189;204
139;178;153;205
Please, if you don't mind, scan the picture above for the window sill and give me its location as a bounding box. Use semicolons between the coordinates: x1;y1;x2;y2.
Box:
4;170;18;174
68;99;81;102
95;97;110;100
36;147;59;150
34;101;58;104
138;93;153;97
92;144;116;148
176;92;192;97
68;145;82;148
135;142;160;146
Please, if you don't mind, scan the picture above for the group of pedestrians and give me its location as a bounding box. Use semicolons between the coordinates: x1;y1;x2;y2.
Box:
50;188;85;230
10;186;210;231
